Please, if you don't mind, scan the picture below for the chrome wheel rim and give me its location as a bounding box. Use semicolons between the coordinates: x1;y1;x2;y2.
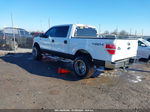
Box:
74;60;86;76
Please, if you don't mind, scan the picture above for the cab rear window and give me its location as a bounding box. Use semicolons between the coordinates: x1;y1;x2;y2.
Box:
74;26;97;37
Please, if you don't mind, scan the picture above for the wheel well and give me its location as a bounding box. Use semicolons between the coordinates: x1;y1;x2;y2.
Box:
74;50;93;61
33;42;40;48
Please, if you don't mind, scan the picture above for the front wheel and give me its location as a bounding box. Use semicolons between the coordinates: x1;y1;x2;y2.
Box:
73;57;94;79
32;46;42;60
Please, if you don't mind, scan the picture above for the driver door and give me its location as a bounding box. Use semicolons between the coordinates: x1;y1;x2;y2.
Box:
39;29;53;51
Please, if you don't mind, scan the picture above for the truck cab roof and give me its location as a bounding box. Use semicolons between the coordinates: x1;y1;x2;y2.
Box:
51;24;96;29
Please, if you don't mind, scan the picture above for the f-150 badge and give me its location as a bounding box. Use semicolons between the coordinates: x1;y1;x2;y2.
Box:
92;43;104;46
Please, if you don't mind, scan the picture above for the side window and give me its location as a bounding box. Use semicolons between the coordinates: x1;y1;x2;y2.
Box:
20;30;25;35
55;26;69;37
45;26;69;38
74;27;97;37
45;27;56;37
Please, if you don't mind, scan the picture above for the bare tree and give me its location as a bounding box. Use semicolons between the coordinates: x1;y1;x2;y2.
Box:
111;29;118;35
103;30;109;35
119;30;129;36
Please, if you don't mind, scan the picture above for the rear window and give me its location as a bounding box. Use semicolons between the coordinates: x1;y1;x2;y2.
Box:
74;26;97;37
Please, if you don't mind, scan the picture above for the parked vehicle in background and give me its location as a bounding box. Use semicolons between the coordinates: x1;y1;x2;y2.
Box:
0;30;3;36
146;38;150;42
33;24;138;78
137;38;150;60
0;29;18;50
1;27;33;49
0;30;5;47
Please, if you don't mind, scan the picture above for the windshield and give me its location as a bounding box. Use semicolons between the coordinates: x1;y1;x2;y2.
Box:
74;26;97;37
142;39;150;46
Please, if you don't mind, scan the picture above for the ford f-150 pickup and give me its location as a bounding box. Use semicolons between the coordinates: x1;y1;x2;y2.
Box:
32;24;138;78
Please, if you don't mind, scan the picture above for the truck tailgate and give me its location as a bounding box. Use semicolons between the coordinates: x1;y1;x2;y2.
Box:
112;39;138;62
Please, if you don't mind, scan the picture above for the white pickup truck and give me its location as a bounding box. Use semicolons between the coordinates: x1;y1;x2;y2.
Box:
32;24;138;78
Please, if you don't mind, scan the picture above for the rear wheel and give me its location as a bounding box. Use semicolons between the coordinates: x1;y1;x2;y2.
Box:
73;57;94;78
32;46;42;60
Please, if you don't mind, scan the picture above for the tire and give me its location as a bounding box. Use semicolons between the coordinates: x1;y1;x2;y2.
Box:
32;46;42;60
73;56;95;79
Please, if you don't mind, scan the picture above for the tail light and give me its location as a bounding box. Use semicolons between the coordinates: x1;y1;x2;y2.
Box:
105;44;116;55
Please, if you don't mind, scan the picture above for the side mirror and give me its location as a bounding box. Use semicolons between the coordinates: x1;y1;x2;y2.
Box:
40;33;48;38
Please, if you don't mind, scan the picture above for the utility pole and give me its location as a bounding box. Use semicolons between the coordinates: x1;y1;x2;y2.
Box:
141;29;144;37
135;30;137;37
48;17;50;29
11;13;16;52
98;24;101;35
40;20;43;32
130;28;132;36
116;26;118;36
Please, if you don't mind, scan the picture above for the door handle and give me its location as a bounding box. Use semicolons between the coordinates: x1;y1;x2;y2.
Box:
64;40;67;44
52;39;55;43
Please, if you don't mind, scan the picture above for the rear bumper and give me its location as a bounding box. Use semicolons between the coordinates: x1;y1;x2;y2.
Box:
93;58;133;69
105;59;130;69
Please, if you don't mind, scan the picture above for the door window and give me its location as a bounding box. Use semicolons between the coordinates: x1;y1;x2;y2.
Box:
45;27;56;37
45;26;69;38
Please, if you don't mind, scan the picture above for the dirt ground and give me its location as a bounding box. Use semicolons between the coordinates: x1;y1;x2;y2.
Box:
0;49;150;110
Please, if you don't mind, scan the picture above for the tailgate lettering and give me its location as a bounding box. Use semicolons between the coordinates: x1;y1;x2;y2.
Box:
92;43;104;46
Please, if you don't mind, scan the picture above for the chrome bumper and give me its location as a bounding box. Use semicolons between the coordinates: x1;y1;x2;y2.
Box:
105;59;131;69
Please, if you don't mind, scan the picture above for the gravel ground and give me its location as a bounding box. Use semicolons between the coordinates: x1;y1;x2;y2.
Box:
0;49;150;110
